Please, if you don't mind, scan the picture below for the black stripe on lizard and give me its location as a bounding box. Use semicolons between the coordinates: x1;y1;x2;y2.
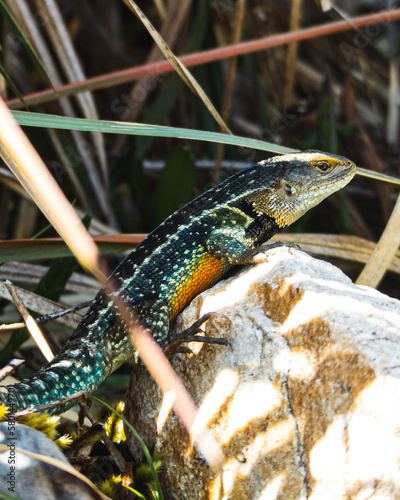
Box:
0;151;356;414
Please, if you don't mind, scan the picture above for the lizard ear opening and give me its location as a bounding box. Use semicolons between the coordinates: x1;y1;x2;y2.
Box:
281;180;297;199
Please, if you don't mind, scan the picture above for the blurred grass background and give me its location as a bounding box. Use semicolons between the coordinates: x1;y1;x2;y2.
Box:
1;0;400;392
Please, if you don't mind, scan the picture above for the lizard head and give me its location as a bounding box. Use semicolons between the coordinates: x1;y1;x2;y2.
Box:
250;150;356;228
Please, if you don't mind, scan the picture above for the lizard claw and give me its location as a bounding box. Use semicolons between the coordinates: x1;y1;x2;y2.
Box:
165;312;231;357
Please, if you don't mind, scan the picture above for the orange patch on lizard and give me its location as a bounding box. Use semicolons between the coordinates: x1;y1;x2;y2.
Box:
169;253;224;321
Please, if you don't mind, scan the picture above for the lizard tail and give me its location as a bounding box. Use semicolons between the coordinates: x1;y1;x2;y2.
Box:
0;339;108;415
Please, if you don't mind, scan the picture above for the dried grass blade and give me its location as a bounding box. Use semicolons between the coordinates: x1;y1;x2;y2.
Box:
0;261;99;295
122;0;232;135
271;233;400;275
387;59;399;146
121;0;192;123
0;359;24;381
356;194;400;287
47;129;91;213
3;280;54;361
153;0;166;19
356;167;400;187
33;0;109;186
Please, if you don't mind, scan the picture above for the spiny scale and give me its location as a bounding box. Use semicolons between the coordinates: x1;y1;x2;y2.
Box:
0;151;356;414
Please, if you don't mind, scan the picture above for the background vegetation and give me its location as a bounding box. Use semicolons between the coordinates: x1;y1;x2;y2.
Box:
1;1;400;497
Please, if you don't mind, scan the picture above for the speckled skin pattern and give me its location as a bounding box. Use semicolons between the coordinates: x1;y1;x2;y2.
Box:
0;151;356;414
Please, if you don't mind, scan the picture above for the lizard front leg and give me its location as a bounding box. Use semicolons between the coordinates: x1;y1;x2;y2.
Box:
204;227;297;265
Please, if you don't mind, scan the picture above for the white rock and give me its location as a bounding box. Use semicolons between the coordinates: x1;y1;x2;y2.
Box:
125;248;400;500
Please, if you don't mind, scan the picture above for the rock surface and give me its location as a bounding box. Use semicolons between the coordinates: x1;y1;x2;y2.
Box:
124;248;400;500
0;422;96;500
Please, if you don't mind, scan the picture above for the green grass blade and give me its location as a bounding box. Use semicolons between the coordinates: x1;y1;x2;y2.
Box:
11;110;293;155
0;1;53;86
12;110;400;186
0;62;27;109
123;485;147;499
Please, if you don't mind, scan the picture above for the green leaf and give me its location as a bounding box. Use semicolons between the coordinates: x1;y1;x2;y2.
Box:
0;0;53;87
155;148;196;224
0;62;28;109
317;75;338;154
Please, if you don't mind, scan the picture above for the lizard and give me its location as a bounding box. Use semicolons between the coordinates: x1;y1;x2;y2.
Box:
0;151;356;415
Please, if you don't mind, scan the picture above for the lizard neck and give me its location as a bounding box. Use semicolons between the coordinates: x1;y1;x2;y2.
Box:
238;199;282;247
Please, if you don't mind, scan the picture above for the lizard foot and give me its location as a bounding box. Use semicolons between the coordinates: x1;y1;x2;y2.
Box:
165;313;231;357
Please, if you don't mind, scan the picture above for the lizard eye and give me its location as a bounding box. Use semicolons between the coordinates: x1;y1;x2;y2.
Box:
315;161;332;173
